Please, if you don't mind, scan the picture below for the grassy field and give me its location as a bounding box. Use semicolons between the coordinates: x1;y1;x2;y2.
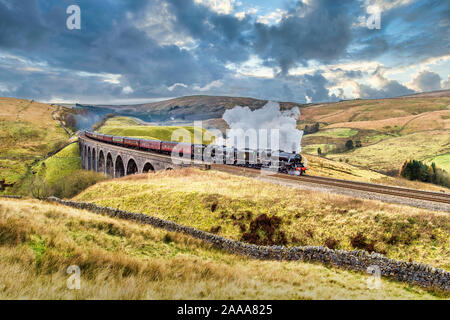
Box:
301;97;449;123
41;143;82;185
326;131;450;173
98;116;215;144
310;128;358;138
0;197;445;299
26;142;107;199
75;168;450;270
425;153;450;173
297;154;446;192
0;98;70;192
299;96;450;186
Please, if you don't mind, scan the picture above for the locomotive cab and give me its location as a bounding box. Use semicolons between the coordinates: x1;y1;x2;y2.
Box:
293;154;307;175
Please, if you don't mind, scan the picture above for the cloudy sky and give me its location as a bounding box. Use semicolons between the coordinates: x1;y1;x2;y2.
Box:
0;0;449;104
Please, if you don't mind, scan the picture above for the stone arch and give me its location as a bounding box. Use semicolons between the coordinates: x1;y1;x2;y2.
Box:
84;145;88;169
92;148;96;172
87;147;92;170
115;155;125;178
142;162;155;173
126;158;138;175
106;153;114;177
98;150;105;173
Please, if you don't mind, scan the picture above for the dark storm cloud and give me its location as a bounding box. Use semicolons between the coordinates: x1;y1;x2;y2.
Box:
357;79;414;99
0;1;48;49
0;0;229;101
252;0;356;74
0;0;447;103
411;70;443;92
297;72;339;102
166;0;253;64
351;0;450;63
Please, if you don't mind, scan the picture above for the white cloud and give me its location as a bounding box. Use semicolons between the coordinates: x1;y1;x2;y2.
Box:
167;83;188;91
122;86;134;94
134;0;196;48
0;83;11;93
194;0;237;15
256;9;287;25
226;55;276;78
364;0;414;12
101;74;122;84
46;96;78;104
442;75;450;89
235;7;258;20
193;80;223;91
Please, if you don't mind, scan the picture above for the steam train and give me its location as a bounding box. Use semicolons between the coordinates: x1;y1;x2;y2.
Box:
84;131;307;175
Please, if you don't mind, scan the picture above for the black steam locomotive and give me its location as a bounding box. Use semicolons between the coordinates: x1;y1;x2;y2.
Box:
85;131;307;175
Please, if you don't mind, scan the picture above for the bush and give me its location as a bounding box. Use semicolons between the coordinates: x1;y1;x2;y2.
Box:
350;233;376;253
400;160;449;188
324;238;338;250
241;214;287;246
162;233;173;243
345;140;354;150
303;123;320;135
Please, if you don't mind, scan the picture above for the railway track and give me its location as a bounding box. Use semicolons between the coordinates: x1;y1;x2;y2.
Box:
211;164;450;205
81;135;450;205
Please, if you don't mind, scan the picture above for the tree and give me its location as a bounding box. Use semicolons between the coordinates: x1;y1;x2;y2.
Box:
312;122;320;133
345;140;354;150
399;159;449;188
30;175;50;199
303;123;320;135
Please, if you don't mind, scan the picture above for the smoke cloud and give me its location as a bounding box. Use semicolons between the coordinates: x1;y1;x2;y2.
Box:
221;101;303;153
74;113;104;130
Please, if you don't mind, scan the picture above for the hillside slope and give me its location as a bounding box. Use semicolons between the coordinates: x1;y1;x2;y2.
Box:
97;116;216;144
86;95;303;122
0;197;444;299
0;98;71;193
75;168;450;270
299;93;450;177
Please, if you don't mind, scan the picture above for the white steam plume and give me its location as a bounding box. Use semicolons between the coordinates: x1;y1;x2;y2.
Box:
221;101;303;153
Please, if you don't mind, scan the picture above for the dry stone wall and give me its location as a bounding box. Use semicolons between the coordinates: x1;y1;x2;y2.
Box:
44;196;449;291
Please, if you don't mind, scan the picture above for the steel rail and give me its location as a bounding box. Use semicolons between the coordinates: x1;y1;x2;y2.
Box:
80;135;450;205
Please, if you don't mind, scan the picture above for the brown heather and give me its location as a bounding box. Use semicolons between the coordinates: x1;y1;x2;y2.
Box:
0;198;448;299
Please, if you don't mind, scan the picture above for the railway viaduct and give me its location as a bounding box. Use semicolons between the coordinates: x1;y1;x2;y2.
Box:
79;135;191;178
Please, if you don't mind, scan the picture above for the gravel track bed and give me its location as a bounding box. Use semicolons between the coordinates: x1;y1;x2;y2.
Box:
257;176;450;212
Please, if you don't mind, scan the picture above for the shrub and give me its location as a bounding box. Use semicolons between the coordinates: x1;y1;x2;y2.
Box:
303;123;320;135
241;214;287;246
324;238;338;250
400;160;449;188
209;226;221;234
162;233;173;243
345;140;354;150
350;233;376;253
